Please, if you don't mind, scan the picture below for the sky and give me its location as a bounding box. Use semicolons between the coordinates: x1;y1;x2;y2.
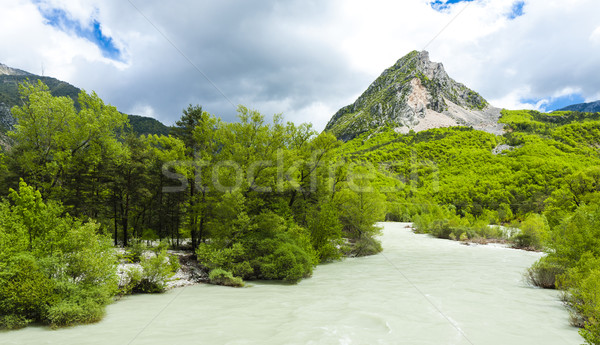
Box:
1;0;600;130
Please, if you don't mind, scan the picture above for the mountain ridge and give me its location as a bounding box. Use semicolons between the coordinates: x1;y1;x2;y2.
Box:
0;63;32;76
325;50;503;141
0;63;170;145
558;100;600;113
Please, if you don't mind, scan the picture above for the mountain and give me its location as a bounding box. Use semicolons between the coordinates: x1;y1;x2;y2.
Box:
558;100;600;113
0;63;169;140
127;114;170;136
0;63;32;76
325;50;503;141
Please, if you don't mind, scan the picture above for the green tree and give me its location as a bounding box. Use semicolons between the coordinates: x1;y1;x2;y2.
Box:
7;80;127;217
513;213;549;250
172;105;220;248
334;166;385;256
0;180;118;329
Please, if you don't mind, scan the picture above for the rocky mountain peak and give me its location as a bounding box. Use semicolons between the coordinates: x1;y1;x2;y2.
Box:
0;63;31;76
325;50;502;141
415;50;444;79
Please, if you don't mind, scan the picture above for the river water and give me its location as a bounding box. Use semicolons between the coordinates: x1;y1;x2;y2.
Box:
1;222;583;345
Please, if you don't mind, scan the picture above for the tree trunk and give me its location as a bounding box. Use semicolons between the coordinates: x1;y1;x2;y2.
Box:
122;193;130;247
189;176;197;249
113;192;118;246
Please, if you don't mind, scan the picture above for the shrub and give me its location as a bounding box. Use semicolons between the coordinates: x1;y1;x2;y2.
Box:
259;242;315;282
524;256;565;289
513;214;549;250
306;202;344;263
197;242;254;279
0;315;32;330
0;255;55;329
198;212;317;283
0;181;118;329
127;241;147;263
566;268;600;345
208;269;244;287
129;249;179;293
119;266;143;295
350;236;383;257
45;297;106;328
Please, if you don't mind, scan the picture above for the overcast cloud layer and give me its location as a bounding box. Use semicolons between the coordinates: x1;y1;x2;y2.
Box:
2;0;600;130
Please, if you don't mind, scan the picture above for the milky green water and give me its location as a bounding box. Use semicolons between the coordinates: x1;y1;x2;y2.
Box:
1;223;583;345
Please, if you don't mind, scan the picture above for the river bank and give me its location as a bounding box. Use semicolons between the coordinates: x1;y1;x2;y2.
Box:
1;222;574;345
115;250;209;290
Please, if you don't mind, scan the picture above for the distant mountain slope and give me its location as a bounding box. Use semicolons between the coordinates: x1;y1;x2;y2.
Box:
127;114;170;136
0;63;169;139
558;100;600;113
0;73;81;133
325;50;503;141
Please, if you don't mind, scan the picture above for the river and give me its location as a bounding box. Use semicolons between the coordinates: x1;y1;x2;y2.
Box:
1;222;583;345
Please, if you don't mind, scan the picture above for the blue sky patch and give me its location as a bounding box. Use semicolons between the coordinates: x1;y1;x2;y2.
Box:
37;5;122;61
430;0;475;11
507;1;525;19
522;93;586;112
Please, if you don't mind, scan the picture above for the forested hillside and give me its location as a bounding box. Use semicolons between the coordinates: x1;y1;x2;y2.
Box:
0;73;169;137
339;108;600;344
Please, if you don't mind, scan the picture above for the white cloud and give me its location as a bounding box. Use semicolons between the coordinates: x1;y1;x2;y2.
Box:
2;0;600;129
585;93;600;103
552;87;583;99
488;87;538;110
591;26;600;44
129;103;157;118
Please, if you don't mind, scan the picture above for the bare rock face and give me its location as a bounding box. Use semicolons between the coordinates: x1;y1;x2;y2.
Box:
0;63;31;76
325;50;503;141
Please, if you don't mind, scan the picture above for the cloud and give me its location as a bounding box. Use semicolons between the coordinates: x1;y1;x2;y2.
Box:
488;87;537;111
520;89;586;112
1;0;600;131
430;0;474;12
591;26;600;44
35;1;123;61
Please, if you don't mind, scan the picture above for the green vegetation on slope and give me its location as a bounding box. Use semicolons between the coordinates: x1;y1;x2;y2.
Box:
126;114;170;136
324;50;489;141
338;108;600;343
0;75;80;108
0;75;168;137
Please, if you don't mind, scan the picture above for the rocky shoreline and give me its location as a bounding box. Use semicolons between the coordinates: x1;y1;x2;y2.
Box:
116;250;209;291
165;251;209;288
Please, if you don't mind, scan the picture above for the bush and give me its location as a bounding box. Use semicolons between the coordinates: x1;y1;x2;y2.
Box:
0;315;32;330
575;269;600;345
525;204;600;343
127;241;147;263
198;212;317;283
208;269;244;287
306;202;344;263
0;254;55;328
513;214;549;250
197;242;254;279
0;181;118;329
125;249;179;293
350;236;383;257
259;242;315;282
118;265;142;295
560;267;600;345
524;256;565;289
45;297;106;328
